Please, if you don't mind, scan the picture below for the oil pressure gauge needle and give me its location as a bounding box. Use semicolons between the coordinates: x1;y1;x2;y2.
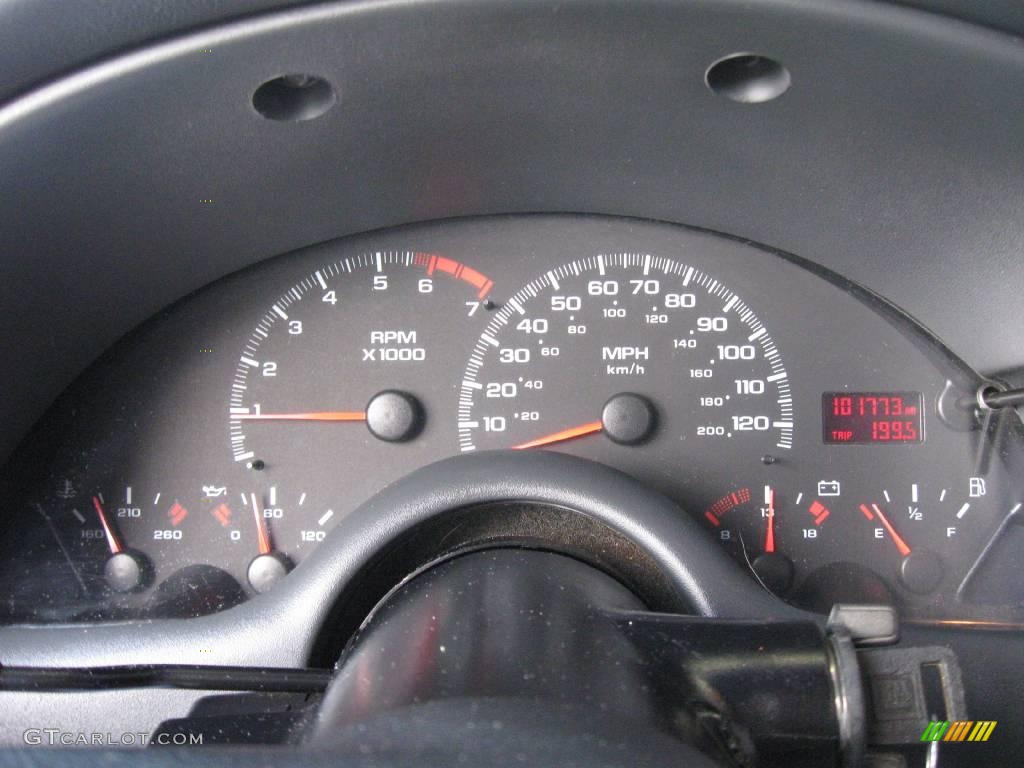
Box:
247;492;288;594
251;492;272;555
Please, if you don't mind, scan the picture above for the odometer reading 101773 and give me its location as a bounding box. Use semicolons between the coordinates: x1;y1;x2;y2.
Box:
457;253;793;455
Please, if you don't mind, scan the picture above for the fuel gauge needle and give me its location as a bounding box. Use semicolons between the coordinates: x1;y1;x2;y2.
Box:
864;502;912;557
91;495;123;554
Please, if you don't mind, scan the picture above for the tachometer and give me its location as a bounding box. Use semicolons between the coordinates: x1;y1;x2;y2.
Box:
225;250;494;586
458;253;793;463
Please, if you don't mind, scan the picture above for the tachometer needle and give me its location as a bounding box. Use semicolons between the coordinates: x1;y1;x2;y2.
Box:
511;421;604;450
237;411;366;422
251;492;272;555
868;502;912;557
764;486;776;554
91;495;123;554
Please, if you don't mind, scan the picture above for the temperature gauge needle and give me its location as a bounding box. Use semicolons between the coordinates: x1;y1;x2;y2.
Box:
91;495;123;554
764;486;776;554
512;421;604;450
237;411;366;422
863;502;912;557
251;492;272;555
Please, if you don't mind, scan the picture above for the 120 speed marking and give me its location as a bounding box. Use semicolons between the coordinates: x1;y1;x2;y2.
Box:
457;253;794;452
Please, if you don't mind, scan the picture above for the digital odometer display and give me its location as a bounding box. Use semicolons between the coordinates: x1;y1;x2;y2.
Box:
822;392;923;444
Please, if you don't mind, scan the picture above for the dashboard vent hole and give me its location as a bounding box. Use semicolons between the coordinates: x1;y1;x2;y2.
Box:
252;74;336;122
705;54;790;104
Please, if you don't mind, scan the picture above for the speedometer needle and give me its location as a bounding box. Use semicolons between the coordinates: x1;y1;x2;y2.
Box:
91;495;123;554
237;411;366;422
512;421;604;450
764;486;776;554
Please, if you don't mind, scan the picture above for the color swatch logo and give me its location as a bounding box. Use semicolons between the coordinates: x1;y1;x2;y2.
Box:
921;721;997;742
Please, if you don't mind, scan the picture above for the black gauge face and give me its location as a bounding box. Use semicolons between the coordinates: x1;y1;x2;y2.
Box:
0;216;1020;624
457;252;793;475
0;247;495;619
452;246;1022;621
230;251;494;467
220;250;494;593
698;467;1020;615
0;480;249;622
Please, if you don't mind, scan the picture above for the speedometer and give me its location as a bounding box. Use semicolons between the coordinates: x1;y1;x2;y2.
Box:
458;253;793;461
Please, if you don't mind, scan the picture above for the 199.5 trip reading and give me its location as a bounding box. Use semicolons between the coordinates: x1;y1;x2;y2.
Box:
822;392;923;444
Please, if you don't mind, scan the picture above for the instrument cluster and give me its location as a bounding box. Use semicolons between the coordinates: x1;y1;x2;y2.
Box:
0;215;1020;624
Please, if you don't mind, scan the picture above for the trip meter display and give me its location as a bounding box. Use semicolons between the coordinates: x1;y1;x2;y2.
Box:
822;392;924;444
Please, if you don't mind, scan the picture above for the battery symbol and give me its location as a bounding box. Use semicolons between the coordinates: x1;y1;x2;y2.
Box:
817;480;841;497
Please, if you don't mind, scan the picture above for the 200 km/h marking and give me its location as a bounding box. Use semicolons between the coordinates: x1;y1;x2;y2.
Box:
457;253;794;454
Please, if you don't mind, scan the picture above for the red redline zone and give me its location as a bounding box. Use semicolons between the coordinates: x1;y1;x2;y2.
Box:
703;487;752;526
414;252;494;299
211;503;231;527
809;500;830;526
168;502;189;527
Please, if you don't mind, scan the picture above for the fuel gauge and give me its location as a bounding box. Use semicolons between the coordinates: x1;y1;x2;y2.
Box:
854;479;999;597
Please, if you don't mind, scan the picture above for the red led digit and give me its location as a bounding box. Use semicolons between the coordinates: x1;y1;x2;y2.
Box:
822;392;923;445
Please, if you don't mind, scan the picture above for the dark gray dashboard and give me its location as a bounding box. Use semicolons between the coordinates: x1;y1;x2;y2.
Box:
1;1;1024;766
2;214;1018;632
2;0;1024;469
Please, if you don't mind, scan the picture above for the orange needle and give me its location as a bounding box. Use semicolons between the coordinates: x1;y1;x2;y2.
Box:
871;503;912;557
237;411;366;422
91;495;123;554
512;421;604;450
251;493;272;555
764;486;776;554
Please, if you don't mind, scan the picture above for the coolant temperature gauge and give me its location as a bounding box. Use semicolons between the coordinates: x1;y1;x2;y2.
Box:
50;483;191;596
